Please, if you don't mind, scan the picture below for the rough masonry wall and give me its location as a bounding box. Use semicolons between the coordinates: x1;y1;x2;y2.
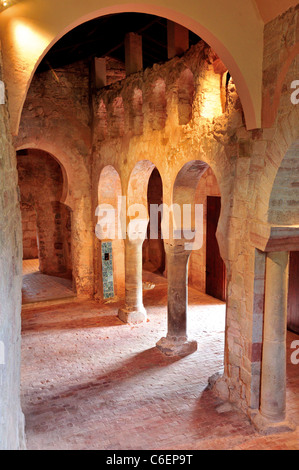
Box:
269;137;299;224
21;203;38;260
0;52;25;449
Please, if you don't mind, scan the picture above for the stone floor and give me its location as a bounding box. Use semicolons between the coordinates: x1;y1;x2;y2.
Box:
21;273;299;450
22;259;74;305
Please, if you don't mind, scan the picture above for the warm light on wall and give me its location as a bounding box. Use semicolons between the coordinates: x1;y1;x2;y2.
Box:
12;19;50;61
0;0;21;12
200;72;224;120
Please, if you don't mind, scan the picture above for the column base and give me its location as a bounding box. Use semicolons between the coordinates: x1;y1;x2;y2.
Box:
118;306;147;325
250;410;297;435
156;336;197;357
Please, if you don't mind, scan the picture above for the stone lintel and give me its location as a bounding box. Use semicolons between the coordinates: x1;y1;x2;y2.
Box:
250;222;299;252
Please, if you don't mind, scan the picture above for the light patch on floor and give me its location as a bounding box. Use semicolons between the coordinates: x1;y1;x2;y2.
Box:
22;259;74;305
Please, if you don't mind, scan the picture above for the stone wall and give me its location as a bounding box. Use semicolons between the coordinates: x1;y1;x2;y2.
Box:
21;203;38;260
269;138;299;225
0;51;25;449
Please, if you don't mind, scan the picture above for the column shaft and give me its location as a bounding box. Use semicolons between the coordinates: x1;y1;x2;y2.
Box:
118;238;146;324
156;243;197;356
167;250;189;339
260;251;289;422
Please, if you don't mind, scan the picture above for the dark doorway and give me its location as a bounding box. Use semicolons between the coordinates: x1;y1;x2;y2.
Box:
206;196;226;301
288;251;299;334
142;168;165;275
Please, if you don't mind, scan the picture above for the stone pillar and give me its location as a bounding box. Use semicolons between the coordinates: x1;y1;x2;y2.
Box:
125;33;143;76
167;20;189;59
118;237;147;324
156;243;197;356
252;251;296;434
71;199;94;299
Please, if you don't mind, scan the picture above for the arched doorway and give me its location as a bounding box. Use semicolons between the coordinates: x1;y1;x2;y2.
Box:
96;165;125;300
2;1;263;133
143;167;166;276
156;159;227;358
17;148;74;304
118;160;165;324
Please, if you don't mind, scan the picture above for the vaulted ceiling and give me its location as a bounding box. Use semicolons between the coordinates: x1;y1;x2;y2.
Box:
36;13;200;73
1;0;297;132
1;0;298;23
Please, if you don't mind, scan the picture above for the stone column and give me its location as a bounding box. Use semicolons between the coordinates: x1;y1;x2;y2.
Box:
94;57;107;89
156;243;197;356
71;199;94;299
118;237;147;324
252;251;296;433
125;32;143;76
167;20;189;59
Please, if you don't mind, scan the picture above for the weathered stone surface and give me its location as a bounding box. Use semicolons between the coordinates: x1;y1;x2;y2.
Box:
0;52;25;450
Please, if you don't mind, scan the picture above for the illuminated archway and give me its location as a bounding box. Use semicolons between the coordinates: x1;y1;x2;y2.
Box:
97;165;125;299
0;0;263;133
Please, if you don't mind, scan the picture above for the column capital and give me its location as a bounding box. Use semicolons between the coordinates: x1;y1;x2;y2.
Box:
125;236;145;246
163;240;192;258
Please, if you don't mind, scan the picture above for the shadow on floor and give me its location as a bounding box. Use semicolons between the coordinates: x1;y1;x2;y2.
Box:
22;300;126;332
23;347;182;413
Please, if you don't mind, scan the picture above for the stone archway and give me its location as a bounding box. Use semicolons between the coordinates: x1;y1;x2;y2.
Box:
15;142;94;298
156;159;227;357
118;159;164;324
17;148;73;281
0;0;263;134
96;165;125;300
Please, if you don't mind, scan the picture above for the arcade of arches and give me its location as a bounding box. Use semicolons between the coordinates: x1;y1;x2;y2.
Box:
0;1;299;450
